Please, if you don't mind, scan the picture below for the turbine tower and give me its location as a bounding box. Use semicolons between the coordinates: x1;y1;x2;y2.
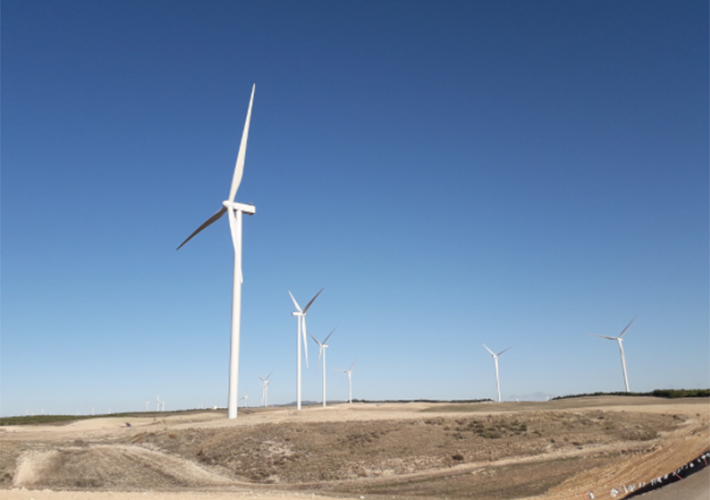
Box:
289;289;324;410
309;328;336;407
336;360;357;404
177;85;256;419
259;371;273;407
482;344;511;403
591;316;636;392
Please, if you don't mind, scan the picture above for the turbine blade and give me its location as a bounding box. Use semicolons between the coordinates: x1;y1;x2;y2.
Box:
266;370;273;381
350;359;357;371
497;347;512;357
323;327;337;344
228;84;255;203
302;317;309;367
308;332;322;346
288;291;302;312
618;315;637;338
335;369;347;373
303;288;324;313
176;206;228;250
482;343;495;356
591;334;617;340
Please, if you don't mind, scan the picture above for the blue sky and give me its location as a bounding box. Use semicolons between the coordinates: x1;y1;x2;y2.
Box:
2;1;708;416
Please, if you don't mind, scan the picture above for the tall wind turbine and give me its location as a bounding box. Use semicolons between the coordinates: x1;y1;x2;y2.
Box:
309;328;336;407
482;344;511;403
336;360;357;404
177;85;256;420
240;391;249;408
289;289;324;410
258;371;273;407
591;316;636;392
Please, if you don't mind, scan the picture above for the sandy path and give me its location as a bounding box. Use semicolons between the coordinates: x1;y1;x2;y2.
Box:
1;490;347;500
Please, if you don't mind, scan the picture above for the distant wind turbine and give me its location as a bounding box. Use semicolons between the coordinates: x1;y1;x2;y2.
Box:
177;85;256;420
259;372;273;407
289;289;324;410
310;328;336;407
240;391;249;408
336;360;357;404
591;316;636;392
482;344;511;403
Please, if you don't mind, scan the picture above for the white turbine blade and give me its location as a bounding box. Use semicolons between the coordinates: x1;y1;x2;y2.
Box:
302;317;309;367
258;375;265;382
288;291;302;312
618;315;637;338
303;288;324;313
482;343;496;356
177;206;228;250
266;370;273;381
350;359;357;371
497;347;512;357
323;327;336;344
591;334;617;340
335;369;347;373
309;332;323;347
228;84;255;203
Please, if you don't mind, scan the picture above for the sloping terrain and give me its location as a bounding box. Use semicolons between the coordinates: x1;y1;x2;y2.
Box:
1;397;707;500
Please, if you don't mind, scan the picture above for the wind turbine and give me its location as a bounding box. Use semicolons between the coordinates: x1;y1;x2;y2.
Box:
177;85;256;420
591;316;636;392
258;371;273;407
240;391;249;408
309;328;336;407
289;289;324;410
482;344;511;403
336;360;357;404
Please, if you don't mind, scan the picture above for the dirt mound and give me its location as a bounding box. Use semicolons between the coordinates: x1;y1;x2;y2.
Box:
13;445;234;489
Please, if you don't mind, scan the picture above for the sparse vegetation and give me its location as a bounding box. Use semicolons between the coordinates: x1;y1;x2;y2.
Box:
552;389;709;400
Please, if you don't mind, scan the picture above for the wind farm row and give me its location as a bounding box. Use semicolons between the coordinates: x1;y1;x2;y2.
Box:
176;85;642;419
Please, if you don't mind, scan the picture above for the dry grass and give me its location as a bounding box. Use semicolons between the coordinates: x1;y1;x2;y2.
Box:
1;397;707;500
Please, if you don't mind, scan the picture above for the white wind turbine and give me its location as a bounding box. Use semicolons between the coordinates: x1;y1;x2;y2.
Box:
309;328;336;407
289;289;324;410
258;371;273;407
177;85;256;420
240;391;249;408
591;316;636;392
336;360;357;404
482;344;511;403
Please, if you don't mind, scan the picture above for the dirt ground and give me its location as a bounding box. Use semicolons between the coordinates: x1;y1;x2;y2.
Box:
1;397;708;500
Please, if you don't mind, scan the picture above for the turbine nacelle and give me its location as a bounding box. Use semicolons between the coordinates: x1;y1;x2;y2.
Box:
222;200;256;215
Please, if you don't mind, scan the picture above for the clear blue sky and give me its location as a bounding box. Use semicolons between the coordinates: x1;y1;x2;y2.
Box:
2;1;707;416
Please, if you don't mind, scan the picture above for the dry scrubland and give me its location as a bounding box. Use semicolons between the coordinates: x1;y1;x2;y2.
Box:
1;396;708;500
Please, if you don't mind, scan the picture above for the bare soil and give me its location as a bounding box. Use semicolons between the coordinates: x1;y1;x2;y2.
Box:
1;397;708;500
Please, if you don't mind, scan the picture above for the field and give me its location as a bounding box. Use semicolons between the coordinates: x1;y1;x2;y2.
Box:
1;396;708;500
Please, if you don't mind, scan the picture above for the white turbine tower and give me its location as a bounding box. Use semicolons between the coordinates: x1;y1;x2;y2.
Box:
259;371;273;407
156;395;161;412
309;328;336;407
177;85;256;420
336;360;357;404
482;344;511;403
289;289;324;410
591;316;636;392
